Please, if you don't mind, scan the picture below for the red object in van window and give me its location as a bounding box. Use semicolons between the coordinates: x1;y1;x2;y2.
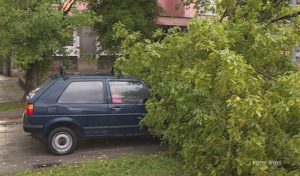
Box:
112;97;123;104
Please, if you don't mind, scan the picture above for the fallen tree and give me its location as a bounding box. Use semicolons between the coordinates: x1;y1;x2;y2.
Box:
115;1;300;174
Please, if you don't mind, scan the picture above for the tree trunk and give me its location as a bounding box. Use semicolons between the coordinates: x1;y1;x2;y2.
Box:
24;63;38;98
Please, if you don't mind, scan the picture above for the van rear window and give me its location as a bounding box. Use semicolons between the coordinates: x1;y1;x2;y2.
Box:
58;81;105;104
27;77;56;99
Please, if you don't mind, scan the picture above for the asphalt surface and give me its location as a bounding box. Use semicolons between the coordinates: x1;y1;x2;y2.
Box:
0;113;166;175
0;76;23;103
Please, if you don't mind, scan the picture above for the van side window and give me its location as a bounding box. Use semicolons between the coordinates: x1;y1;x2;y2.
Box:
58;82;104;104
109;81;144;104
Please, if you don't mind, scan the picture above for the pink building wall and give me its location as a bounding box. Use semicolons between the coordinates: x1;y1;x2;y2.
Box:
75;1;196;27
156;0;196;27
76;2;88;11
157;0;196;18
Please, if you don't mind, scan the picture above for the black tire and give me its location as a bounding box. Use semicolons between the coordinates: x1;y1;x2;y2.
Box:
47;127;77;155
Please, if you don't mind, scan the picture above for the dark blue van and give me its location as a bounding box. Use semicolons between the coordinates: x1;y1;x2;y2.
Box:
23;74;149;155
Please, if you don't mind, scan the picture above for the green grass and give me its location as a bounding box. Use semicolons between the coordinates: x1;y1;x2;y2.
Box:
0;102;21;112
14;154;183;176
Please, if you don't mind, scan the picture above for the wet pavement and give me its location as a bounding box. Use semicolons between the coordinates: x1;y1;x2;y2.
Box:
0;115;166;175
0;76;23;103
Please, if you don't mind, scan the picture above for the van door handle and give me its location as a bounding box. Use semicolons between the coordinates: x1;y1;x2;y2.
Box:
112;107;122;112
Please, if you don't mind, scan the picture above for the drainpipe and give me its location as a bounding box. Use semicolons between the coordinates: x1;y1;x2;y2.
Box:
2;57;11;76
291;0;297;62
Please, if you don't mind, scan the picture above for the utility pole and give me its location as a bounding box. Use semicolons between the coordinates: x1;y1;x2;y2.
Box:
291;0;297;61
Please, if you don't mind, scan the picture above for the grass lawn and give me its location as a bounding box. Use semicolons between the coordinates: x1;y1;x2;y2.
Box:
0;102;21;112
13;154;183;176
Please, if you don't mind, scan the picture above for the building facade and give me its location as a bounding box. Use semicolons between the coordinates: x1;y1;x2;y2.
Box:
63;0;198;74
3;1;198;77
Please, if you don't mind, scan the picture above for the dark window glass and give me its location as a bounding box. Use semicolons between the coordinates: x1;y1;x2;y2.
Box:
109;81;144;104
58;82;104;104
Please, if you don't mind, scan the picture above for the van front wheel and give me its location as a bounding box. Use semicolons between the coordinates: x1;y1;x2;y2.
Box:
47;127;77;155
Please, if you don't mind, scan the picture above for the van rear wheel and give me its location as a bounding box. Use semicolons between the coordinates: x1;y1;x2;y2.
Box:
47;127;77;155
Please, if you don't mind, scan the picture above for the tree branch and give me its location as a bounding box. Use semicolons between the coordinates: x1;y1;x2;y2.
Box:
220;8;228;23
259;0;283;22
254;68;275;80
270;11;300;23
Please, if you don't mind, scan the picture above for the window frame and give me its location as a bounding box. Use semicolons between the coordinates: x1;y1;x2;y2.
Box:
108;80;145;105
57;80;107;104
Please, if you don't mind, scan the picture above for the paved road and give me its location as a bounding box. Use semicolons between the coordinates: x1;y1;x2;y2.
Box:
0;115;166;174
0;75;23;103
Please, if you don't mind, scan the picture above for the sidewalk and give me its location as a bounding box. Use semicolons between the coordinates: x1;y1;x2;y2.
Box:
0;75;24;103
0;110;23;120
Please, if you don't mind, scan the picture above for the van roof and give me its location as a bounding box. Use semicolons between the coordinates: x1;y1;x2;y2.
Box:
53;73;137;80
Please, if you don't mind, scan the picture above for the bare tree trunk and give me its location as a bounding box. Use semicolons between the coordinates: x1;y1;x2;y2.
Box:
24;63;38;98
